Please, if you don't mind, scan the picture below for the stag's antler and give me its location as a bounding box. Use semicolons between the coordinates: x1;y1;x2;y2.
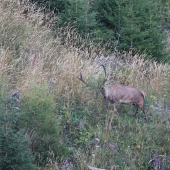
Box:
78;56;107;89
97;57;107;82
78;72;101;100
77;73;91;87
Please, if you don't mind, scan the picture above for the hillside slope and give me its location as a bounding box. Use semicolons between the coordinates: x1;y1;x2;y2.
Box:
1;1;170;170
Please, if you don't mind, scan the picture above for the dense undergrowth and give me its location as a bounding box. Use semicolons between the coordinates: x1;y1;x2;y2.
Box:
1;0;170;169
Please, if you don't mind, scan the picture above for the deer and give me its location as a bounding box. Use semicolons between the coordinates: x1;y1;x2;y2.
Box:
78;57;148;122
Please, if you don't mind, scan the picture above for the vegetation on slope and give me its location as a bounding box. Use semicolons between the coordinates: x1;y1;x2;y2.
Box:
0;0;170;169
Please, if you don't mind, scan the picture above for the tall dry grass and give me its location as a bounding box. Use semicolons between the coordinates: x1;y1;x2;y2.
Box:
0;0;99;99
0;0;169;104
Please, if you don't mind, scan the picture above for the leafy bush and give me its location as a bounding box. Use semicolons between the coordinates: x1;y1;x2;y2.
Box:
19;82;68;166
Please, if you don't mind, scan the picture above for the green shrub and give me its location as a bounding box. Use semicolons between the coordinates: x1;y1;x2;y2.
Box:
19;82;68;166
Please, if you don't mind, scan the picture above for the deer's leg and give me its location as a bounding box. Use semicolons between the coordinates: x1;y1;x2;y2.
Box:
134;105;139;117
138;99;148;122
141;107;148;123
102;98;107;108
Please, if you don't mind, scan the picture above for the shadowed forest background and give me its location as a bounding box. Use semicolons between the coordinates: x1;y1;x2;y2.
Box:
1;0;170;169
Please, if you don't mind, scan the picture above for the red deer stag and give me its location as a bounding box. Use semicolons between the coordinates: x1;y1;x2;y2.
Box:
78;57;148;122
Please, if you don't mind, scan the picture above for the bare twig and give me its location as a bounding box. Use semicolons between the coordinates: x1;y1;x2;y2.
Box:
149;149;169;170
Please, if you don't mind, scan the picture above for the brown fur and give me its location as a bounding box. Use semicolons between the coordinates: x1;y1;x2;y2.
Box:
104;84;148;122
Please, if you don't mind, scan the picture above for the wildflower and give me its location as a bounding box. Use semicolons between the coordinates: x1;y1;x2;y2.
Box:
150;95;157;101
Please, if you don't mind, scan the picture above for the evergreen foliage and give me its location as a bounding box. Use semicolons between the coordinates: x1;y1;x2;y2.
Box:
93;0;167;61
59;0;98;39
29;0;69;12
30;0;98;39
0;88;34;170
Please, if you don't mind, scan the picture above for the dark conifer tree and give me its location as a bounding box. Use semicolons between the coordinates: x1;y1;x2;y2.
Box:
0;91;34;170
93;0;168;61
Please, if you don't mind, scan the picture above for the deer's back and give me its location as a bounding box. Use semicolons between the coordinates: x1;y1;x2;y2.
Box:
104;84;144;104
